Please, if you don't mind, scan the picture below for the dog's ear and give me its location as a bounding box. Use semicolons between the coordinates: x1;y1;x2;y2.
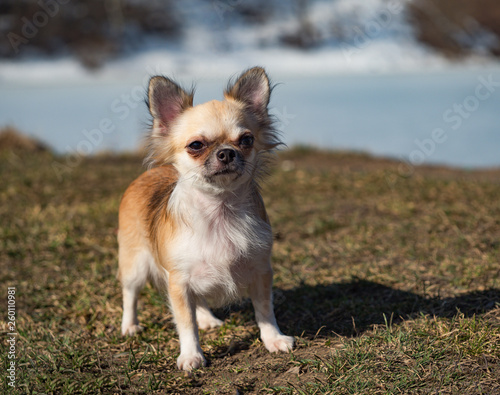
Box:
225;67;271;118
148;76;194;136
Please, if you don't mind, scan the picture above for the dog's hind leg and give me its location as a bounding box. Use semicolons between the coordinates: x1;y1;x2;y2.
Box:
119;248;152;336
195;298;223;330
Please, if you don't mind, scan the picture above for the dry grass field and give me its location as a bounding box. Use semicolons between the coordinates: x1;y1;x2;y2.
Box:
1;132;499;394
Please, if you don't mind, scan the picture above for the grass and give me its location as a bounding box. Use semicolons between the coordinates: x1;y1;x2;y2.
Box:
0;138;499;394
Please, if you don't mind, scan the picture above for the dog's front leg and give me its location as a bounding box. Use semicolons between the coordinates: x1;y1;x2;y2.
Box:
168;275;206;371
250;268;294;353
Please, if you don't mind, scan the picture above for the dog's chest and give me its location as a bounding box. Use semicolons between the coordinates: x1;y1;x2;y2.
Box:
169;197;272;297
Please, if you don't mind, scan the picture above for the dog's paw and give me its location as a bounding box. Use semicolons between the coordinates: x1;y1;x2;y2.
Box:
121;324;143;336
263;334;295;353
177;351;206;371
197;315;223;330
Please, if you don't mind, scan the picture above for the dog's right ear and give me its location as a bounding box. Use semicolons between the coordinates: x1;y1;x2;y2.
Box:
148;76;194;136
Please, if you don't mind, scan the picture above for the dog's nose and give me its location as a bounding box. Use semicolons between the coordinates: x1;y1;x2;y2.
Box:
216;148;236;164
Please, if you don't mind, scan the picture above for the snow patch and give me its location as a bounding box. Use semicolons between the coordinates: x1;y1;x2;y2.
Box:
2;0;497;85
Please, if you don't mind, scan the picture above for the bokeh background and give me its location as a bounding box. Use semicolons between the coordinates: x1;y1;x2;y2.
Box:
1;0;500;168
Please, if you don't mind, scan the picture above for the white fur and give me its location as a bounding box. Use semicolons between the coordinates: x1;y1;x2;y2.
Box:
196;299;224;330
166;180;273;305
120;248;158;336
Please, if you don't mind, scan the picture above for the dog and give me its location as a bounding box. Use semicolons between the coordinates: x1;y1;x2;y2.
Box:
118;67;294;371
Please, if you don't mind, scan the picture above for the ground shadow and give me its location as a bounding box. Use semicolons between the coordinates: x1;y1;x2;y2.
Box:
267;279;499;337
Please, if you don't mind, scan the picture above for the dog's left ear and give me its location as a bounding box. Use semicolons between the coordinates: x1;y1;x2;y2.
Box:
225;67;271;118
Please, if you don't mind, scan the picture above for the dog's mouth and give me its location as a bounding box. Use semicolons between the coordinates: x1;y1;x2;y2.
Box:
205;165;244;183
212;168;238;176
206;168;240;180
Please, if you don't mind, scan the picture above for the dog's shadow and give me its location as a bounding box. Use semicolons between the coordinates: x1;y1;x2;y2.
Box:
215;279;499;339
271;279;499;337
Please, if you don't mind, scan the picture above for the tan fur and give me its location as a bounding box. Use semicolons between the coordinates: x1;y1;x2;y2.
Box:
118;166;178;276
118;67;293;371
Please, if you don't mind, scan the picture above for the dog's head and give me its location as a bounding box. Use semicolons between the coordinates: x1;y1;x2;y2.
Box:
145;67;281;192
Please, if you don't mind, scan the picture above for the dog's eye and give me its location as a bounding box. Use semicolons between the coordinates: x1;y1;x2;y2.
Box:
240;135;254;147
188;141;204;151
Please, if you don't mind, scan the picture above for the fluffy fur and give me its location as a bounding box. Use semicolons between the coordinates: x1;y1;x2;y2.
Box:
118;67;294;371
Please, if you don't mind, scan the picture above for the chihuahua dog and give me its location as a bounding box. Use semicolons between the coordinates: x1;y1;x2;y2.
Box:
118;67;294;371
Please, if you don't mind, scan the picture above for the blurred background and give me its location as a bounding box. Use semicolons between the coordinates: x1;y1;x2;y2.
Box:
0;0;499;168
